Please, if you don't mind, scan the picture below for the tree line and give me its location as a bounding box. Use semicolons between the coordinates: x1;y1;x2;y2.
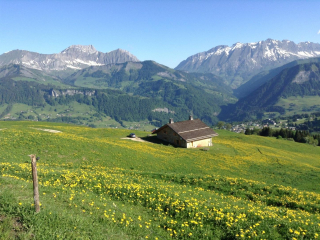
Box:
245;127;320;146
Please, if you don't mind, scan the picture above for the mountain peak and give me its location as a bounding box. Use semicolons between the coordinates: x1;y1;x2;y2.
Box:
116;48;129;53
107;48;139;62
62;45;97;54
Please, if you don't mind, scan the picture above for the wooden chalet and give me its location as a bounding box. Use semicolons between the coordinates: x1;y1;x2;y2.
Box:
152;116;218;148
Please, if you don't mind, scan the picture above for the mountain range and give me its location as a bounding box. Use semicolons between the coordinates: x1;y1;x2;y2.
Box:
1;40;320;126
175;39;320;88
0;45;139;73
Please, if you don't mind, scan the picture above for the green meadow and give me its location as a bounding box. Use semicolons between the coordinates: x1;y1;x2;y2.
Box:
0;121;320;239
1;103;156;130
275;96;320;116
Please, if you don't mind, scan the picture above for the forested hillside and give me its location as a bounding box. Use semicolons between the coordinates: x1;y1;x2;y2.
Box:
0;77;225;126
234;57;320;98
219;62;320;121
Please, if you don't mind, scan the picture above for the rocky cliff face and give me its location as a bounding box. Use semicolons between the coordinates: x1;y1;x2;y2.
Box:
0;45;139;72
175;39;320;88
50;89;96;97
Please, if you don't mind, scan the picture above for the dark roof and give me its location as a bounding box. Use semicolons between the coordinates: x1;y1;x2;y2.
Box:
153;119;218;142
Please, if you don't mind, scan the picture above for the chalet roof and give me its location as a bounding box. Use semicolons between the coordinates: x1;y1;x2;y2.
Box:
153;119;218;142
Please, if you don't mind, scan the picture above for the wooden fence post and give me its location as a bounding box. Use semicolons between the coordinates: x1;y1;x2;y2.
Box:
28;154;40;213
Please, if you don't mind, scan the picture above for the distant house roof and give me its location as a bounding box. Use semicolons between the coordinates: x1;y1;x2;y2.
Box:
153;119;218;142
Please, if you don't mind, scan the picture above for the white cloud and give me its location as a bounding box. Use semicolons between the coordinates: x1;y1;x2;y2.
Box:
318;30;320;34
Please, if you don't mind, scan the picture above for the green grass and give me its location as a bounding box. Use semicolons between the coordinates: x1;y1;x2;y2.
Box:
12;77;70;88
73;75;188;91
0;104;8;114
74;77;109;89
0;121;320;239
121;120;157;131
275;96;320;116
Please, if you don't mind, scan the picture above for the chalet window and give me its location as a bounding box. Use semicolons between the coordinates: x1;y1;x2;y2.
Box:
163;130;167;134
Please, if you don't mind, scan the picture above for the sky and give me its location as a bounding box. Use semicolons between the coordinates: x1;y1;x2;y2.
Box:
0;0;319;68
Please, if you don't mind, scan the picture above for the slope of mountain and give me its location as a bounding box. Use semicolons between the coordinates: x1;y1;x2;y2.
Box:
0;45;139;72
175;39;320;88
219;61;320;121
66;60;233;97
0;64;38;79
0;63;75;88
234;57;320;98
0;60;236;126
64;60;236;124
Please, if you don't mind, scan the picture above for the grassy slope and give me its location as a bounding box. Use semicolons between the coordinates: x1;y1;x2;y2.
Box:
12;77;71;89
0;121;320;239
275;96;320;116
1;103;157;130
0;104;8;113
264;96;320;118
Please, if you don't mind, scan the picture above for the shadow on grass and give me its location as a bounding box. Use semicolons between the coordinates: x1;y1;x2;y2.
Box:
141;136;211;151
140;135;178;147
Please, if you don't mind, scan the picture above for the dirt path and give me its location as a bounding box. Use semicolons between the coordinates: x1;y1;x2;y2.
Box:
121;137;147;142
30;127;62;133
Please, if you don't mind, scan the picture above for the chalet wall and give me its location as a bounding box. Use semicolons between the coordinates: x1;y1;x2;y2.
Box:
186;138;212;148
157;126;187;147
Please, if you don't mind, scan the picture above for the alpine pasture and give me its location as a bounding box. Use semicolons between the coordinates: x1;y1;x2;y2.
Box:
0;121;320;239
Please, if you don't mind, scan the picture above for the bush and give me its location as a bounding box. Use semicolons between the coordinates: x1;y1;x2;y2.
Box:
307;137;319;146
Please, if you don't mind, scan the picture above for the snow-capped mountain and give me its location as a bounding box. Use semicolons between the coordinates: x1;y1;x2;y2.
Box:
0;45;139;72
175;39;320;88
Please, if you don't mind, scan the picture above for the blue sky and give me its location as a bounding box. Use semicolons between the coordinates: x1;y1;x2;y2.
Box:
0;0;319;68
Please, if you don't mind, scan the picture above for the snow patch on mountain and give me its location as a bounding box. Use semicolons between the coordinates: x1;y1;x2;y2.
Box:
232;42;243;50
66;65;81;70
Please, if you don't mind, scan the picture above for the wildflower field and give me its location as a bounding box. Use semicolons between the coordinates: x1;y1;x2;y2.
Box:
0;121;320;239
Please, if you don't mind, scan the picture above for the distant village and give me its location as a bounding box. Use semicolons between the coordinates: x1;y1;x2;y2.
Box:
226;119;296;134
220;112;320;134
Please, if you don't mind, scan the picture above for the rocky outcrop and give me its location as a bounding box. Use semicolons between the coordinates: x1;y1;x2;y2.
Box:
50;89;96;97
152;108;175;114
